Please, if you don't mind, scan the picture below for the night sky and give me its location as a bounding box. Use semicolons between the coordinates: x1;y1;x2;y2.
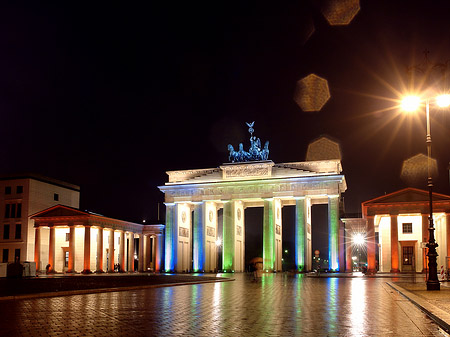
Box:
2;1;450;239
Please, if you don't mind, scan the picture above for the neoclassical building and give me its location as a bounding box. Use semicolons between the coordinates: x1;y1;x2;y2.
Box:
363;188;450;273
31;205;164;273
159;159;347;273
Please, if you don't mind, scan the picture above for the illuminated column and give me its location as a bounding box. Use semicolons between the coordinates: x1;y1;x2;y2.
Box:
96;227;104;273
155;234;162;272
119;230;125;272
108;229;115;272
138;234;144;272
34;226;41;272
67;225;75;273
143;235;149;272
390;214;400;273
345;224;352;272
328;196;339;271
263;198;275;272
128;232;135;272
222;201;235;272
338;221;345;272
48;226;55;273
193;202;205;272
422;214;429;272
295;198;307;272
164;203;176;272
446;213;450;270
82;225;92;274
367;216;376;274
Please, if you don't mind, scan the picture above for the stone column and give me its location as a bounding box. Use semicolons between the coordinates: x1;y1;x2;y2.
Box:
193;202;205;272
129;232;135;272
328;196;339;271
108;229;115;272
263;198;275;272
155;234;162;272
119;231;125;272
345;224;353;272
138;234;144;272
67;225;75;273
164;203;176;272
338;221;346;273
34;226;41;272
446;213;450;270
222;201;235;272
143;235;149;272
82;225;92;274
96;227;104;273
48;226;55;273
390;214;400;273
367;216;376;274
295;198;307;272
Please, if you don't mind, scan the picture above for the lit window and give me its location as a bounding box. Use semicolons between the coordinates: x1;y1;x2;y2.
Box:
65;233;70;242
402;222;413;234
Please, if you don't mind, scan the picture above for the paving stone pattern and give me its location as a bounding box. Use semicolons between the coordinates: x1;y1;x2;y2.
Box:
0;274;448;336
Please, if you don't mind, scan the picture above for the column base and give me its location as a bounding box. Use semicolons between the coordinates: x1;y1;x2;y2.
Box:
427;279;440;290
366;268;377;275
107;270;116;274
95;269;104;274
81;269;92;274
390;269;400;273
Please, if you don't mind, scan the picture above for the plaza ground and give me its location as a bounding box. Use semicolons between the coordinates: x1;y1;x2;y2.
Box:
1;272;450;336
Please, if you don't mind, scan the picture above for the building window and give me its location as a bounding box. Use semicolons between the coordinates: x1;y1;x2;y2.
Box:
64;251;69;267
5;186;11;195
3;225;9;240
16;203;21;218
14;249;20;262
54;193;59;201
402;222;413;234
2;249;8;263
65;233;70;242
4;204;10;218
15;224;21;239
16;186;23;194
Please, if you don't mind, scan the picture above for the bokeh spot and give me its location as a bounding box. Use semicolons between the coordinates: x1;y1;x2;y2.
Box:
306;136;342;161
321;0;360;26
294;74;331;112
401;153;438;186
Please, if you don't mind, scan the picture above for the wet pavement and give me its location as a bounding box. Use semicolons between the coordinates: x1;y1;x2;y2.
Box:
0;273;448;336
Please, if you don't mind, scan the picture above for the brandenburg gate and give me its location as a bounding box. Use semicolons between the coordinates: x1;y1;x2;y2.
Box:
159;123;347;273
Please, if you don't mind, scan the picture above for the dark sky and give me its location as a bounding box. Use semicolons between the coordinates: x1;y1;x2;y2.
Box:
2;1;450;225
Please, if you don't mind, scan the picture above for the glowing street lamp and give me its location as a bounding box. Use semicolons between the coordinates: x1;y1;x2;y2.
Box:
215;237;222;273
400;93;450;290
352;233;365;271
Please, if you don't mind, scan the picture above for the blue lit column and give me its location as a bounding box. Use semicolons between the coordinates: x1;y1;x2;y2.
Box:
328;196;339;271
164;203;176;272
193;202;205;272
263;198;275;272
222;201;235;272
295;197;306;272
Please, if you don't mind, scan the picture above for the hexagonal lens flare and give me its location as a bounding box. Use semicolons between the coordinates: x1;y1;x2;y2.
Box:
400;153;438;186
321;0;360;26
306;136;342;161
294;74;331;112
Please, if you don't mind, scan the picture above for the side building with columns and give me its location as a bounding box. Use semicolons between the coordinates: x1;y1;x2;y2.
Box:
0;174;80;264
363;187;450;273
159;159;346;273
31;205;164;273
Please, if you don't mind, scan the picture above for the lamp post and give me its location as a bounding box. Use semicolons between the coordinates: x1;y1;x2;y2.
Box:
402;93;450;290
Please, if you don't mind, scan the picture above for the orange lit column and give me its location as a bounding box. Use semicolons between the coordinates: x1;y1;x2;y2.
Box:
446;213;450;270
138;234;144;272
48;226;55;273
143;235;149;272
82;225;91;274
422;214;429;272
155;234;162;272
390;215;400;273
344;223;352;272
67;225;75;273
128;232;135;272
96;227;104;273
34;226;41;272
119;231;125;272
367;216;376;274
108;229;115;272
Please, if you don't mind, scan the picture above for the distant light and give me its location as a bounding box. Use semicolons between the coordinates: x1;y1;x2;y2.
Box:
143;220;146;223
215;238;222;247
352;256;357;260
436;94;450;108
401;95;421;112
353;233;365;245
284;249;288;253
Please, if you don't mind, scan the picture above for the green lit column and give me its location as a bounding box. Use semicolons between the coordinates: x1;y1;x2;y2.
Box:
295;197;306;272
222;201;235;272
193;202;205;272
164;203;176;272
263;198;275;272
328;196;339;271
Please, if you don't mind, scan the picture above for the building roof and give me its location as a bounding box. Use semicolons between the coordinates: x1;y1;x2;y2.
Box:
0;173;80;191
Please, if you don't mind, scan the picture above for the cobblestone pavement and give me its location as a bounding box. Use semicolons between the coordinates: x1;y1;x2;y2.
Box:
0;273;448;337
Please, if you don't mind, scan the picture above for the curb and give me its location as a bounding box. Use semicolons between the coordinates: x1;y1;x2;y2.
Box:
386;282;450;333
0;277;234;301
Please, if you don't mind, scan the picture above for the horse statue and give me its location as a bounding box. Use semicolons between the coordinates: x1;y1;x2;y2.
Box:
261;141;269;160
228;144;239;162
